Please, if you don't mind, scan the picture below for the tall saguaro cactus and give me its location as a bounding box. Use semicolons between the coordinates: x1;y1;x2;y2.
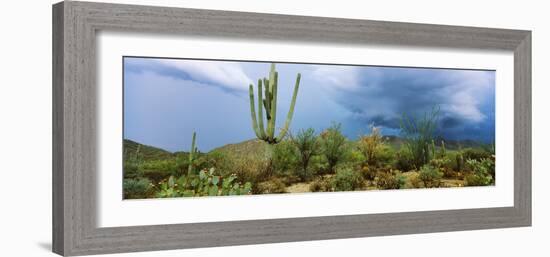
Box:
187;131;198;175
248;63;301;144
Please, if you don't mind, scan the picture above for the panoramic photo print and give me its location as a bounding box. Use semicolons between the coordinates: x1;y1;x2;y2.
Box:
123;57;496;199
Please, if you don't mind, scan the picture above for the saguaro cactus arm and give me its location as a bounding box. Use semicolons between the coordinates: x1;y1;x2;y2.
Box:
187;132;197;175
277;73;301;141
256;79;267;139
248;84;261;138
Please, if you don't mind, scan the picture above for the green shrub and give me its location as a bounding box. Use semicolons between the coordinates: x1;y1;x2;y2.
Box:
464;159;494;186
310;155;329;175
272;140;299;176
139;159;179;180
376;170;406;190
360;164;377;180
319;123;348;173
357;126;385;166
462;148;492;162
290;128;320;181
156;168;252;198
394;146;416;172
123;161;141;179
123;178;152;199
256;178;287;194
430;157;454;178
141;169;171;183
418;164;443;188
309;176;333;192
403;172;424;189
231;156;270;185
331;168;364;191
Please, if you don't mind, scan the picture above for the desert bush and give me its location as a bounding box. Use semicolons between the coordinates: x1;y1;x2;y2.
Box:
230;156;270;185
139;159;179;176
403;172;424;189
331;168;364;191
199;151;230;171
462;148;492;162
394;146;416;172
319;123;348;173
156;168;252;198
429;157;454;178
256;178;287;194
290;128;320;181
272;140;299;176
357;125;385;166
310;155;330;175
464;159;494;186
309;176;333;192
418;164;443;188
123;161;141;179
123;178;152;199
140;169;171;183
124;145;143;179
376;170;406;190
400;106;440;169
360;164;377;180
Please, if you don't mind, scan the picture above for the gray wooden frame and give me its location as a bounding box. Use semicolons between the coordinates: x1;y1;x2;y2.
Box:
52;1;531;256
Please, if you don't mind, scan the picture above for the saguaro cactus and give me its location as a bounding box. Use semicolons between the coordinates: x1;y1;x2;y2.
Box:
248;63;301;144
187;132;198;175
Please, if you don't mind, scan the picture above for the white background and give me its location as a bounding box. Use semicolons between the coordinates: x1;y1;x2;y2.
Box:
0;0;548;256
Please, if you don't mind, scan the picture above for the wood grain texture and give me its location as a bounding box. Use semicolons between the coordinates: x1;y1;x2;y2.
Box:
52;1;532;256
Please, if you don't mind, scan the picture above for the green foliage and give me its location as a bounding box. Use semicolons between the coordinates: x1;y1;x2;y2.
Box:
256;178;287;194
464;159;494;186
123;145;143;179
462;148;492;162
418;164;443;188
430;157;454;178
290;128;320;181
394;146;416;172
360;164;377;180
272;140;298;176
400;106;440;169
225;156;270;187
309;176;333;192
404;172;424;189
156;168;252;198
320;123;348;173
376;170;406;190
123;178;152;199
248;63;301;144
331;168;364;191
357;125;385;166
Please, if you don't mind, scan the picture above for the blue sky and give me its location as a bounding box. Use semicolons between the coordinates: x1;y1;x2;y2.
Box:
124;57;495;152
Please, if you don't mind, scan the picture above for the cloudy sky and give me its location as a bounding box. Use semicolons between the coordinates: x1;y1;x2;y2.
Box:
124;57;495;152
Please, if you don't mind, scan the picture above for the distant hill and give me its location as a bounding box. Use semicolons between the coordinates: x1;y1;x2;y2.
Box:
123;139;175;160
124;135;488;162
210;139;267;160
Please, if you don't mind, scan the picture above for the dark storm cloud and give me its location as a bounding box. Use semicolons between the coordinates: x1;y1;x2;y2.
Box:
317;66;496;142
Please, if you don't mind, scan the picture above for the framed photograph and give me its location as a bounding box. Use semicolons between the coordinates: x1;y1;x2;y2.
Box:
52;1;531;256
